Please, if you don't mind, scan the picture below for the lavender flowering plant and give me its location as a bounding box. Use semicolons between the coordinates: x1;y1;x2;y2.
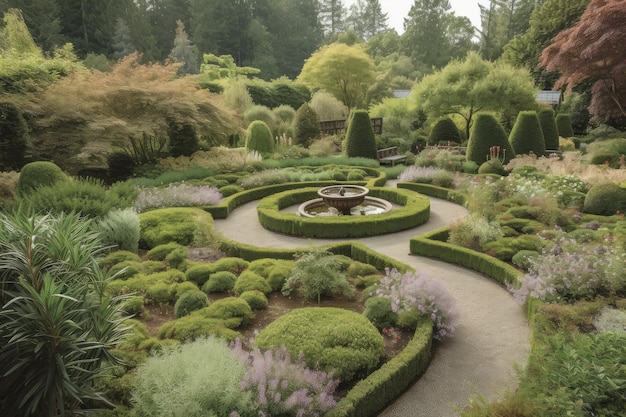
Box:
374;268;459;341
134;183;222;212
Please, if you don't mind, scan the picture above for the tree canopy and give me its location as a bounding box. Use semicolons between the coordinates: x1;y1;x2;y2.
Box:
540;0;626;124
298;42;375;110
410;51;537;137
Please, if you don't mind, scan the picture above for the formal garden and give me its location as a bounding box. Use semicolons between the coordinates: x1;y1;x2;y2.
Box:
1;1;626;416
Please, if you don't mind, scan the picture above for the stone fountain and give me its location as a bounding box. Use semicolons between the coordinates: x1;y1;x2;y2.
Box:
298;185;392;217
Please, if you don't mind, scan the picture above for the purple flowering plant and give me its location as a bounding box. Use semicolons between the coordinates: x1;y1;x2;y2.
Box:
231;340;338;417
374;268;459;341
134;183;222;212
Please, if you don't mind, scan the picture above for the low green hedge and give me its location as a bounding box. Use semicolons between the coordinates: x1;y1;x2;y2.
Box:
326;319;433;417
256;187;430;238
397;182;467;206
409;227;523;287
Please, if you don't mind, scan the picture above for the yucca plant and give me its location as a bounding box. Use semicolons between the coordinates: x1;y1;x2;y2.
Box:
0;208;128;416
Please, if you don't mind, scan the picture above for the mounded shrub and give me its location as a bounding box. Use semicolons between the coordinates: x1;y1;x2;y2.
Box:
107;151;136;183
509;111;546;157
294;102;320;148
147;242;186;261
139;207;214;248
0;101;28;171
167;118;199;157
108;260;143;280
478;160;506;176
156;315;241;342
100;250;142;270
243;104;276;130
345;110;377;160
199;297;254;327
272;104;296;123
17;161;68;196
186;264;216;287
239;290;269;310
267;265;291;292
346;261;379;278
364;296;398;329
582;182;626;216
218;184;243;197
213;257;250;274
202;271;237;293
555;113;575;138
538;108;559;151
254;307;384;381
429;117;461;145
174;290;210;318
233;270;272;295
466;112;514;165
245;120;274;156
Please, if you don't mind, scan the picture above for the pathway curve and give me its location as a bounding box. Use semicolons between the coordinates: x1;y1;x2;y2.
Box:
213;189;530;417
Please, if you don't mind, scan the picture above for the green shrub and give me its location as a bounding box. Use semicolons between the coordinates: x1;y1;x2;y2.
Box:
294;102;320;148
218;184;243;197
243;104;276;130
101;250;142;270
429;117;461;145
273;104;296;123
354;274;381;289
92;208;140;253
167;118;199;157
213;257;250;274
233;270;272;295
478;160;506;175
165;246;189;270
364;296;398;329
511;250;539;271
345;110;377;159
538;108;559;151
555;113;575;138
254;307;384;381
147;242;185;261
202;271;237;293
17;161;68;196
157;315;241;342
174;290;209;318
267;265;292;292
346;261;379;278
185;264;216;287
509;111;545;157
109;260;143;280
582;182;626;216
245;120;275;156
121;296;146;316
145;282;176;305
0;101;28;171
199;297;253;327
396;309;422;330
466;112;514;165
139;207;214;248
239;290;269;310
174;281;199;299
132;337;254;417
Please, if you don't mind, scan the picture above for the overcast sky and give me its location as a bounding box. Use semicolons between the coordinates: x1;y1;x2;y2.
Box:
343;0;491;33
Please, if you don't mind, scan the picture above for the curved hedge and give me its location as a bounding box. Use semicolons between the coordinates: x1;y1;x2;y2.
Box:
256;187;430;238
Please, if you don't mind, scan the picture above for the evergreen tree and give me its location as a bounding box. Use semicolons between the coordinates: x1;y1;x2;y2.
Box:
509;111;546;156
169;19;199;75
537;108;559;151
294;102;320;148
346;0;388;40
320;0;346;37
112;18;135;60
344;109;377;159
0;1;64;52
466;112;515;165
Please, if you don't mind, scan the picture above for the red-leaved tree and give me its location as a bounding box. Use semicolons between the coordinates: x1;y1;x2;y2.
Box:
540;0;626;124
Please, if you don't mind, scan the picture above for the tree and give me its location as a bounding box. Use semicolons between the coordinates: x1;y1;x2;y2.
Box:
320;0;347;37
466;112;515;165
401;0;474;72
539;0;626;124
501;0;590;88
344;109;377;159
411;52;537;138
111;18;135;60
0;0;64;52
345;0;388;40
0;8;40;54
298;43;375;109
169;19;199;75
0;209;128;416
509;111;546;156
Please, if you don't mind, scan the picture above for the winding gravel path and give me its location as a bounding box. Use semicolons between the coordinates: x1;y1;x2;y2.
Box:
213;190;530;417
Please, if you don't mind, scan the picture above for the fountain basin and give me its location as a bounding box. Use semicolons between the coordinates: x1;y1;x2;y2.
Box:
317;185;370;215
299;196;393;217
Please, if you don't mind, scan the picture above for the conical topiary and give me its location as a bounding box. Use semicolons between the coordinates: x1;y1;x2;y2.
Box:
294;102;320;148
538;108;559;151
344;109;377;159
509;111;545;157
555;113;575;138
245;120;274;156
429;117;462;145
466;112;515;165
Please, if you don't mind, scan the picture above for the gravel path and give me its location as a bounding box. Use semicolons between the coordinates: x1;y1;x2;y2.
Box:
213;191;530;417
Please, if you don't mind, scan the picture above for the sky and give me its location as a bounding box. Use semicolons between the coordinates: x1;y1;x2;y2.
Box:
343;0;491;34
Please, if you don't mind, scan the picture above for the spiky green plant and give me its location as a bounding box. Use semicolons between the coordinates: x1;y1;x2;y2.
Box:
0;208;128;416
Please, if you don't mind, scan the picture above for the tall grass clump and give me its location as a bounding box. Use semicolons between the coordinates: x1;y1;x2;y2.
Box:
92;208;140;252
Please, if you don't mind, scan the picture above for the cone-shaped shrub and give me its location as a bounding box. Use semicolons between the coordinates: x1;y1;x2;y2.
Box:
294;102;320;148
429;117;462;145
466;112;515;165
17;161;69;196
509;111;545;157
344;109;377;159
245;120;274;155
555;113;575;138
538;108;559;151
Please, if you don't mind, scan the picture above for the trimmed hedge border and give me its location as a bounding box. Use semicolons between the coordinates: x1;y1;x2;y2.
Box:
397;181;467;206
202;167;387;219
256;187;430;238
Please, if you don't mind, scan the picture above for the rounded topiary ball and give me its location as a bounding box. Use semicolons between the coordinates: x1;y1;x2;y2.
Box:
363;296;397;329
429;117;462;145
582;182;626;216
17;161;68;196
202;271;237;293
174;290;209;318
509;111;546;157
239;290;268;310
254;307;384;381
245;120;275;156
466;112;515;165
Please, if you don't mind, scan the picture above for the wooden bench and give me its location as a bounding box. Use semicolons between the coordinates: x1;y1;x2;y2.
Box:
377;147;407;166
